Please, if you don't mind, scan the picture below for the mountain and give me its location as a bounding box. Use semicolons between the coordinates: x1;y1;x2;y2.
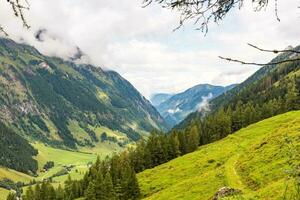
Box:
0;38;168;152
138;111;300;199
176;45;300;130
150;93;173;107
153;84;236;127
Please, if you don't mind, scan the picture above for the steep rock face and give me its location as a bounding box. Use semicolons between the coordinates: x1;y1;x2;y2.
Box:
153;84;236;127
0;38;168;148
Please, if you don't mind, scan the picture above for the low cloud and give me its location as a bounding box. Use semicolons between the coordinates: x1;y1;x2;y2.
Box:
197;93;213;113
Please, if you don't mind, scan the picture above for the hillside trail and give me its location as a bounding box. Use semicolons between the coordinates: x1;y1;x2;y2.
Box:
224;143;252;194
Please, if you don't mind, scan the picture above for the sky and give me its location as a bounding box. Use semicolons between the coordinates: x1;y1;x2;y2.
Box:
0;0;299;98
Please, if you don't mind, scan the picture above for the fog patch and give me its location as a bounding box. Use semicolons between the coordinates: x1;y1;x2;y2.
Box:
197;93;213;114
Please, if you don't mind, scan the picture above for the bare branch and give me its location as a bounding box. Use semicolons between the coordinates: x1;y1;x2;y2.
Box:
1;0;30;36
219;56;300;66
0;26;9;37
248;43;300;54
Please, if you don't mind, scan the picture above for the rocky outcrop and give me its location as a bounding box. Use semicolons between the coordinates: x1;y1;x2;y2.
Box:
212;187;242;200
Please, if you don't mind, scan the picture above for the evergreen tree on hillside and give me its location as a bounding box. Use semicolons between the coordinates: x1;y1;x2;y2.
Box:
186;125;200;153
6;193;17;200
85;181;96;200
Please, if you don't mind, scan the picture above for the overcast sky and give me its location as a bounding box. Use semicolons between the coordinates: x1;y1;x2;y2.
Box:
0;0;299;98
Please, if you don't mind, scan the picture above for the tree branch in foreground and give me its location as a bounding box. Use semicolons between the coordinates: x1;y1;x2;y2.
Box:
219;43;300;66
0;26;8;36
219;56;300;66
0;0;30;36
247;43;300;54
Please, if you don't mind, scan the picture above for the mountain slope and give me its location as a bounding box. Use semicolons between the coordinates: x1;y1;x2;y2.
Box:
176;46;300;130
150;93;173;107
153;84;236;126
0;38;167;150
138;111;300;200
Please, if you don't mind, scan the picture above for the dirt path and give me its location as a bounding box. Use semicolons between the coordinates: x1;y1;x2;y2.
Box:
224;153;248;191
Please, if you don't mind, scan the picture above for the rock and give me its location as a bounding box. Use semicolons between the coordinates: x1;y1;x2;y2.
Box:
212;187;242;200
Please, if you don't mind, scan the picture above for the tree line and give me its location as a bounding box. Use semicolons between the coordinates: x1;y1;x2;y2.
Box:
16;154;140;200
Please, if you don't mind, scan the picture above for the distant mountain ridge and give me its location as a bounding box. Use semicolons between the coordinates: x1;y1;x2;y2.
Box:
150;93;173;107
152;84;237;127
176;44;300;130
0;38;168;149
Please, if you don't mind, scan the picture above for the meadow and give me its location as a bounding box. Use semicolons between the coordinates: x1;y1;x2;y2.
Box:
138;111;300;200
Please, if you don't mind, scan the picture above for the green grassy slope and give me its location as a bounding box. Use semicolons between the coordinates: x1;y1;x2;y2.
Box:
0;188;9;200
138;111;300;200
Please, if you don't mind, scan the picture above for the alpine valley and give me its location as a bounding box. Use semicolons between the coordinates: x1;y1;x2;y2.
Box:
0;37;299;200
0;38;167;177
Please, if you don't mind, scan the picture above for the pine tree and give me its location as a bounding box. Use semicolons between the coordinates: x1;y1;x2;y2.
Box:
170;134;181;159
23;185;35;200
103;172;117;200
64;175;74;200
85;181;96;200
6;193;17;200
187;125;200;153
56;184;64;200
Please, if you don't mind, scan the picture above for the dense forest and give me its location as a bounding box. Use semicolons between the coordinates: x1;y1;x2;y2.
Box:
19;155;140;200
0;122;38;174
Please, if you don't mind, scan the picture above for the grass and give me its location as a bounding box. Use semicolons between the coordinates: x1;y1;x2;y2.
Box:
0;188;10;200
0;168;32;183
0;143;99;198
33;143;97;170
138;111;300;200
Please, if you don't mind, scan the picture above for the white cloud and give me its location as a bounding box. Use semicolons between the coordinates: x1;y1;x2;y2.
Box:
0;0;299;98
197;93;213;113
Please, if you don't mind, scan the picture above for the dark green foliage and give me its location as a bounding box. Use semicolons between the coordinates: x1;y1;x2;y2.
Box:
20;155;140;200
6;193;17;200
0;122;38;174
127;129;199;173
43;161;54;170
0;178;23;196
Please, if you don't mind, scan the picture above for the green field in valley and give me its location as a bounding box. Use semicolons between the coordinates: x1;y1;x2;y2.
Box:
138;111;300;200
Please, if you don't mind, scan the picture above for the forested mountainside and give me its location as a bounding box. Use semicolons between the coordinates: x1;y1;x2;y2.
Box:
176;46;300;132
0;38;168;150
152;84;236;127
0;122;38;174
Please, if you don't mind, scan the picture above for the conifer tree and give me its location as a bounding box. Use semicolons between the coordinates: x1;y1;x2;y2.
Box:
6;193;17;200
85;181;96;200
187;125;200;153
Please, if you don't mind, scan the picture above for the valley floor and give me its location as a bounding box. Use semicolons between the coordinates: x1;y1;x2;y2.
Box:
138;111;300;200
0;143;99;200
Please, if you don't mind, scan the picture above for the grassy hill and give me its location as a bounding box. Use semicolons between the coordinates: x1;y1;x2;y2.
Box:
138;111;300;200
